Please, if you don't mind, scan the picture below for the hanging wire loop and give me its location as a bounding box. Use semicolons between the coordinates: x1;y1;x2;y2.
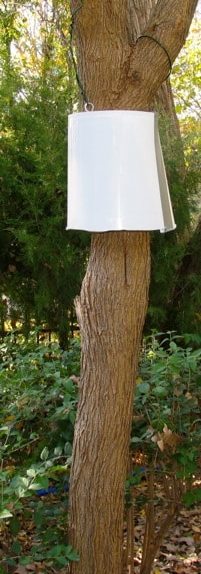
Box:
136;34;172;80
69;1;94;109
84;102;94;112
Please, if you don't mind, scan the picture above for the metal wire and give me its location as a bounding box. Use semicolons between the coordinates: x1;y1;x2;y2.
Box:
69;1;91;106
136;34;172;79
70;9;173;106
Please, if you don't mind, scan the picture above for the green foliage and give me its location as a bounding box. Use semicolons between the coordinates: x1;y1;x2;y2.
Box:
171;17;201;198
124;333;201;570
167;218;201;334
158;18;201;335
0;1;88;345
147;110;200;332
131;333;201;496
1;334;201;571
172;17;201;120
147;18;201;332
183;487;201;507
0;2;200;341
0;336;80;569
46;545;79;566
0;335;80;461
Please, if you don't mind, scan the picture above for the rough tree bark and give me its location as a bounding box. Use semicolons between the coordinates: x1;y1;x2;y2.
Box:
68;2;198;574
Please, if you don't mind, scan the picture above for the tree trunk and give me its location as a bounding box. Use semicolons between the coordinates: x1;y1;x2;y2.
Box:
69;233;150;574
68;2;198;573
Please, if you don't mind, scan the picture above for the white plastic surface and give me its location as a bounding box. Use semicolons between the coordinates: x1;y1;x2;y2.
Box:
67;110;176;233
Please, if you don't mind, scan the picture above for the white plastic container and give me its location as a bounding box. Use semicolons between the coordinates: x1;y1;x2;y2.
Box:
67;110;176;233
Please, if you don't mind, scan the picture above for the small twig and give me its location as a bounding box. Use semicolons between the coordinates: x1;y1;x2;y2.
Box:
1;426;13;505
140;468;155;574
7;436;39;456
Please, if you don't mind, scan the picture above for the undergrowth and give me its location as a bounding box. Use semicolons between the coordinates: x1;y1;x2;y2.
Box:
0;332;201;573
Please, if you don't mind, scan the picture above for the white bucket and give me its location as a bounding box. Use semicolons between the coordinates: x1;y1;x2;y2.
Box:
67;110;176;233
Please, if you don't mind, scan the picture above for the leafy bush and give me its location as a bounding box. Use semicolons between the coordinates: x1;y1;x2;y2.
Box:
0;335;80;571
133;333;201;478
1;333;201;573
125;333;201;574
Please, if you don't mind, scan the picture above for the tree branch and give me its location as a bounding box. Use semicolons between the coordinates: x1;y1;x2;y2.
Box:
118;0;198;108
145;0;197;61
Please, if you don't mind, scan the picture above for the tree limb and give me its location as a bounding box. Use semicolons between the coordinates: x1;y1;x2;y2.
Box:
119;0;198;108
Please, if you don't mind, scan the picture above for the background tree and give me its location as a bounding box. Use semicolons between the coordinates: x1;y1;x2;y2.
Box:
0;0;88;346
145;12;201;331
1;1;199;342
68;1;198;573
168;213;201;334
156;15;201;334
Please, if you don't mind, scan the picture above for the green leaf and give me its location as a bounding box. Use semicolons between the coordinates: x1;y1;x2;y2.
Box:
6;558;17;568
29;476;49;490
19;556;33;565
153;386;168;398
66;548;80;562
0;508;13;519
11;476;29;489
11;540;22;554
137;382;150;394
183;488;201;507
40;446;49;461
54;445;63;456
10;516;21;535
27;468;36;478
69;411;76;424
48;464;68;474
63;378;75;394
55;555;69;566
64;441;72;455
130;437;142;444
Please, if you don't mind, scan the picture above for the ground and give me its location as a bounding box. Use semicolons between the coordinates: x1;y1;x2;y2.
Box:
1;487;201;574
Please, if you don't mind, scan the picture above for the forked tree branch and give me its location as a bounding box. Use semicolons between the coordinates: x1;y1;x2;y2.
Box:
120;0;198;107
70;0;198;109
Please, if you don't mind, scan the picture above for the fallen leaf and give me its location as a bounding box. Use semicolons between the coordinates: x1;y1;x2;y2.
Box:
179;536;194;546
164;543;178;553
14;567;28;574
